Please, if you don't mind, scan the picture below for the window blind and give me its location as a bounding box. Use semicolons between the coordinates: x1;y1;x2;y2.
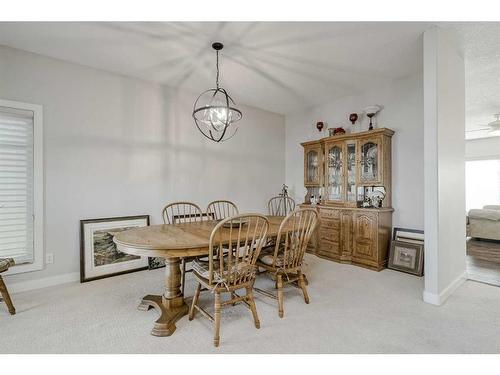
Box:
0;106;34;264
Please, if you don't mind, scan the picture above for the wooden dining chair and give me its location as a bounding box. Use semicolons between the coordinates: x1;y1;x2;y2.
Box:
255;208;318;318
268;196;296;216
206;200;239;220
161;202;204;296
0;258;16;315
162;201;204;224
188;214;269;347
265;196;296;250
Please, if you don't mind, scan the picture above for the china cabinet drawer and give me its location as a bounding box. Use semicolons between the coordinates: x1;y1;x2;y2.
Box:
320;218;340;229
320;228;340;243
319;209;340;219
318;239;340;257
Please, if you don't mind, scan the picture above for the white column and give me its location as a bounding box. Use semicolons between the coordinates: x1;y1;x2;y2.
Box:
423;27;466;305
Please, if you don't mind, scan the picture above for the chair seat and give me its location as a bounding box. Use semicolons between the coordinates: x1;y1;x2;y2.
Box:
0;258;14;273
192;257;256;282
257;248;285;267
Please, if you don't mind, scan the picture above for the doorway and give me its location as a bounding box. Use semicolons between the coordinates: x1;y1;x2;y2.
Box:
466;157;500;286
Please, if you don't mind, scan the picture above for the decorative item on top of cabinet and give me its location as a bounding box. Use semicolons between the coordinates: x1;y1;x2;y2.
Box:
328;127;346;137
300;127;394;271
363;105;381;131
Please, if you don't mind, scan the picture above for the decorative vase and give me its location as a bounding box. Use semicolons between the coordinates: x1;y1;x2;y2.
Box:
363;105;381;131
305;189;311;204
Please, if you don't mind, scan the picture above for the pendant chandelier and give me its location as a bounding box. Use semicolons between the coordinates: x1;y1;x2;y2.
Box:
192;42;242;142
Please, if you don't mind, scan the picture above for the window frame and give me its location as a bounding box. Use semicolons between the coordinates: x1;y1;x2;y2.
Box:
0;99;44;275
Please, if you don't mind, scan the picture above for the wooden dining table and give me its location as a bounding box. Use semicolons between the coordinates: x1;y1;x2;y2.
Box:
113;215;287;337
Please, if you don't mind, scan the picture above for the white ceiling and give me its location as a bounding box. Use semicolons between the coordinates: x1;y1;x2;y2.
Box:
441;23;500;139
1;21;498;135
0;22;430;115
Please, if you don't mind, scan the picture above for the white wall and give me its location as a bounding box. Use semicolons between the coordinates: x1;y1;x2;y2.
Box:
285;73;424;230
423;27;466;305
0;45;285;287
466;137;500;160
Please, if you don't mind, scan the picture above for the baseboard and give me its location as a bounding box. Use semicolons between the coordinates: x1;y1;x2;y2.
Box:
422;271;467;305
6;272;80;294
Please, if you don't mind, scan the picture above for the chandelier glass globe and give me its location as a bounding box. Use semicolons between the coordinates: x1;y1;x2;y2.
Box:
192;42;242;142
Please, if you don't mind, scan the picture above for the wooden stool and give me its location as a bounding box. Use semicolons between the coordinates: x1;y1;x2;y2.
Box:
0;258;15;315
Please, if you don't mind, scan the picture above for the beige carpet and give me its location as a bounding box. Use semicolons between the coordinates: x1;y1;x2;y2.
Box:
1;255;499;353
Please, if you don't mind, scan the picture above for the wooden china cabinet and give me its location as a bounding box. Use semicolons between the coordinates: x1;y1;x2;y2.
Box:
301;128;394;271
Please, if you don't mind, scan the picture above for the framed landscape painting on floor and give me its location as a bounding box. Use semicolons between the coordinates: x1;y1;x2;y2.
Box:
80;215;150;282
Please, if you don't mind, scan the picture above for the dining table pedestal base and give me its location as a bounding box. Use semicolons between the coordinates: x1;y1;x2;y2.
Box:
137;256;189;337
138;294;189;337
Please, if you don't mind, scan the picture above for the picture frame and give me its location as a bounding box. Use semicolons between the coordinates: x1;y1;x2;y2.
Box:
388;240;424;276
392;226;424;242
80;215;150;282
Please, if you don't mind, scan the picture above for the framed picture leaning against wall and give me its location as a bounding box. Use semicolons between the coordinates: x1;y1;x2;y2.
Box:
80;215;150;282
388;227;424;276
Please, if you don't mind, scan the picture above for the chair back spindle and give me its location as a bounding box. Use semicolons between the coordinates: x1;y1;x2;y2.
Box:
162;202;203;224
268;196;296;216
273;208;318;270
206;200;239;220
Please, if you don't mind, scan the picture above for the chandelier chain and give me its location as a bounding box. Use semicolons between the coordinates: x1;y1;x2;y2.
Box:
216;50;220;89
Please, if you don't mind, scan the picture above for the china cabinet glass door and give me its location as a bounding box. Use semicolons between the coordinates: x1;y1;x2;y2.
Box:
359;139;380;183
346;142;357;202
306;149;319;185
326;144;343;201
